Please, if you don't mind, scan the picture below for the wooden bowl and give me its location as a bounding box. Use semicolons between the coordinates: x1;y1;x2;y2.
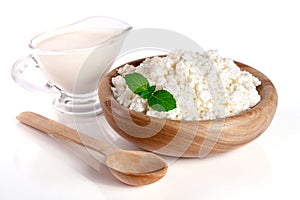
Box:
99;58;278;158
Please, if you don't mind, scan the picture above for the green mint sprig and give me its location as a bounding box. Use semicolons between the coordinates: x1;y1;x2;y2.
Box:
125;73;176;112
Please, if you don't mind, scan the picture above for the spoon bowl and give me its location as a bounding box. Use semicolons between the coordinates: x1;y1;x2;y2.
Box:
16;111;168;186
107;151;168;186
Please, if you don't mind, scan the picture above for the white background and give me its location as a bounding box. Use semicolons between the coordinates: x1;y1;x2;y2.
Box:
1;0;300;199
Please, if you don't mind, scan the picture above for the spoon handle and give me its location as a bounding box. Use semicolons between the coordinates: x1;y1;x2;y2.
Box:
17;111;120;156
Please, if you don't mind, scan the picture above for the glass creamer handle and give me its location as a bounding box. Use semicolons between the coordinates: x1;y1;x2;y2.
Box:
11;55;59;94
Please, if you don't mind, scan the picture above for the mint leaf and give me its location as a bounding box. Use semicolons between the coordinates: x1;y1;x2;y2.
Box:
125;73;149;95
140;85;156;99
140;86;155;99
140;90;152;99
124;73;176;112
148;90;176;112
148;85;156;93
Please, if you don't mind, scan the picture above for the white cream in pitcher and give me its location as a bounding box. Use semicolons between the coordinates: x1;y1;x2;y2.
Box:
31;28;124;94
36;29;118;50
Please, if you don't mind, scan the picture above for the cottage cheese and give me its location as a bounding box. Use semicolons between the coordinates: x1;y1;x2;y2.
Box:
111;50;261;120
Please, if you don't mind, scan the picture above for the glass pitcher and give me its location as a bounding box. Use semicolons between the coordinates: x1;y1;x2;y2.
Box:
12;16;132;117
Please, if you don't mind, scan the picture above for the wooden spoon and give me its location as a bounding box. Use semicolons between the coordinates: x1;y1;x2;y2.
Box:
16;111;168;186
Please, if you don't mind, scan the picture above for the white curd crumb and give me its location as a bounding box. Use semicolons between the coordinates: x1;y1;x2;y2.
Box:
111;50;261;120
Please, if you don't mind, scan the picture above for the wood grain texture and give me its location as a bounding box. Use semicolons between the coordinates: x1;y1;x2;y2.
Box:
99;58;278;158
106;150;168;186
